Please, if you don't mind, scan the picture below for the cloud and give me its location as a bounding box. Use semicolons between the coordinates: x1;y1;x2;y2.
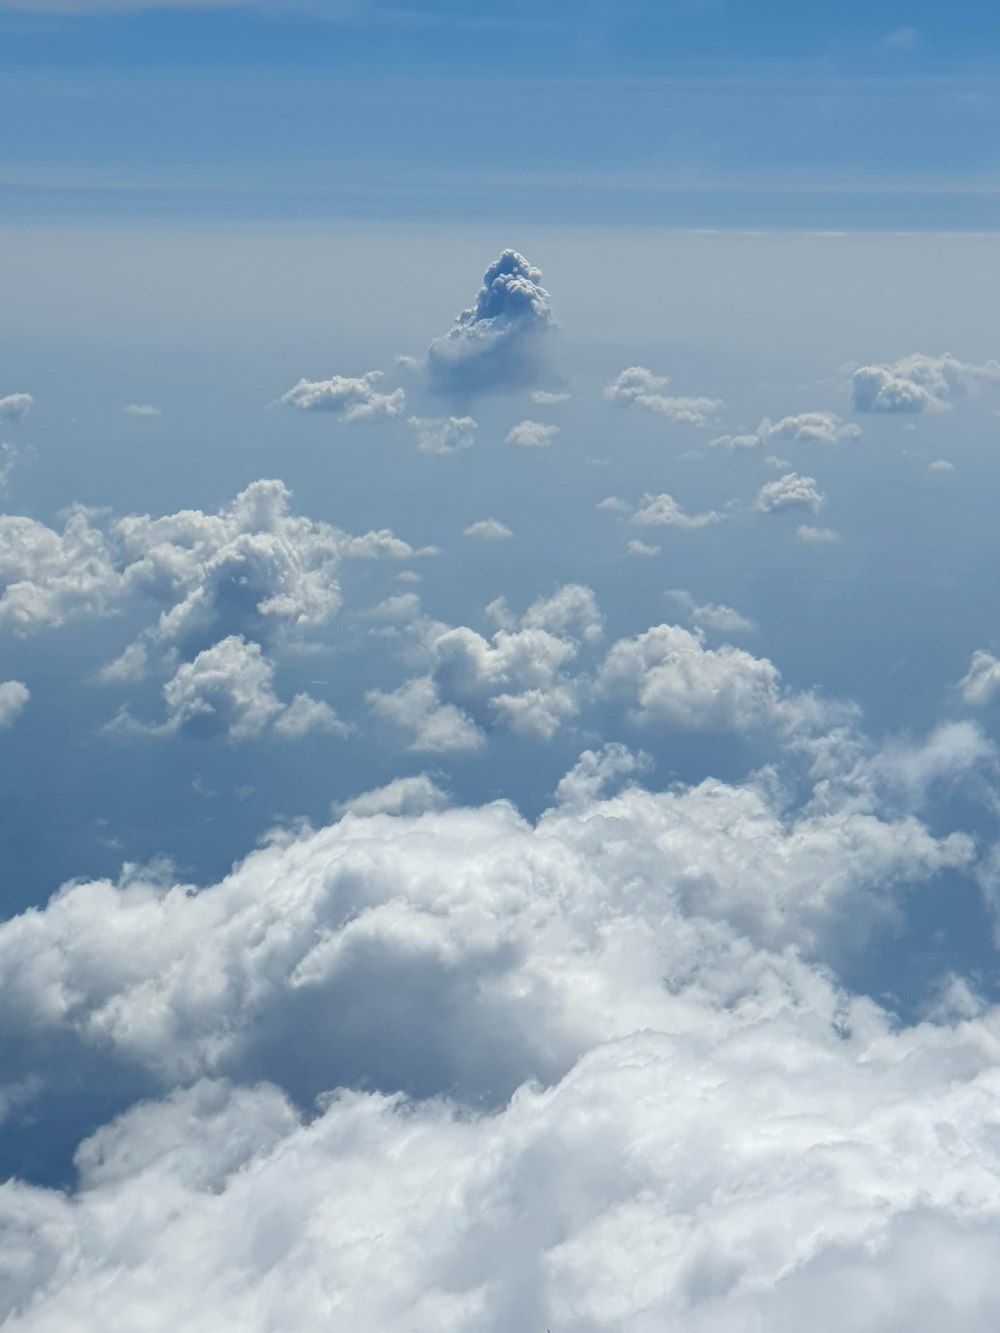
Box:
605;366;723;427
407;415;477;454
0;393;32;424
505;418;559;448
754;472;826;514
928;458;955;473
711;411;860;450
122;404;161;418
0;680;29;729
629;492;721;529
280;370;405;422
368;674;485;752
626;538;660;556
530;389;571;405
0;737;987;1330
463;519;513;541
960;649;1000;706
426;250;554;398
797;524;841;543
851;353;1000;414
665;588;755;634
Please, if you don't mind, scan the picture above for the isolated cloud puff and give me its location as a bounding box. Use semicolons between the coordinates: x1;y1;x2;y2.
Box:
851;352;1000;413
426;250;555;398
0;680;29;728
960;649;1000;707
463;519;513;541
0;736;986;1331
280;370;405;422
505;419;559;448
711;411;860;450
666;588;755;634
122;403;161;418
630;492;721;529
754;472;826;513
407;415;477;454
0;393;33;424
605;366;723;427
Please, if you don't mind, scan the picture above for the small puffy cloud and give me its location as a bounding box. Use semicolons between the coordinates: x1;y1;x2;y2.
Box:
596;495;630;515
711;411;860;450
530;389;571;405
605;366;723;427
463;519;513;541
335;774;450;818
754;471;826;513
368;675;484;753
157;635;343;742
426;249;554;398
851;352;1000;414
960;649;1000;706
0;680;29;728
797;524;842;543
122;404;161;418
0;393;32;424
505;418;559;448
406;415;476;454
279;370;405;422
626;539;660;557
666;588;755;634
928;458;955;473
630;492;721;529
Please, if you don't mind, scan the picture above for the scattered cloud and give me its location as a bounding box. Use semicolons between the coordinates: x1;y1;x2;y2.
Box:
122;404;161;418
755;472;826;513
0;680;29;729
407;415;476;454
626;539;660;557
852;353;1000;414
960;649;1000;706
711;411;860;450
605;366;723;427
426;250;554;398
505;418;559;448
530;389;571;405
630;492;721;529
797;524;842;542
463;518;513;541
928;458;955;473
666;588;755;634
0;393;32;424
280;370;405;422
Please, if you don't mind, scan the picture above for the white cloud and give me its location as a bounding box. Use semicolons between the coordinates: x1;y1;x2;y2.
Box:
122;404;161;418
960;649;1000;707
505;418;559;448
711;411;860;450
626;539;660;556
530;389;571;405
368;674;484;752
335;774;450;818
629;492;721;529
280;370;405;422
666;588;755;634
0;393;32;424
426;250;554;398
407;415;477;454
928;458;955;473
797;524;841;543
0;680;29;728
754;472;826;514
463;519;513;541
852;352;1000;414
605;366;723;427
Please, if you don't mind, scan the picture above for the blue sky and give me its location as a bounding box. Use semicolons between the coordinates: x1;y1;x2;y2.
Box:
6;4;1000;1330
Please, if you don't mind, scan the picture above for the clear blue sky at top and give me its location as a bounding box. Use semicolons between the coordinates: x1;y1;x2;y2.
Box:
4;0;1000;228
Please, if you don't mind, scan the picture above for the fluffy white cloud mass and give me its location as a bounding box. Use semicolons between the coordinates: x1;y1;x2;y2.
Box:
851;352;1000;413
463;518;513;540
629;492;721;529
605;366;723;427
407;415;477;454
0;679;29;728
754;471;826;513
960;649;1000;706
665;589;755;634
280;370;405;421
505;418;559;448
426;250;554;398
0;735;990;1331
711;411;860;450
0;393;33;423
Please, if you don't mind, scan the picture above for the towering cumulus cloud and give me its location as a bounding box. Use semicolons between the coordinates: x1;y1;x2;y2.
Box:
427;249;555;398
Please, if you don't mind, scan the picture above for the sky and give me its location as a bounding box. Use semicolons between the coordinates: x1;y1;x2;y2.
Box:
5;3;1000;1330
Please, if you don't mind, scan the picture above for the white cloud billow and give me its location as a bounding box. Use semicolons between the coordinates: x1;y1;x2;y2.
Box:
505;418;559;448
426;250;554;398
630;491;721;529
711;411;860;450
0;680;29;728
666;588;755;634
605;365;723;427
851;352;1000;414
754;471;826;513
463;518;513;541
960;649;1000;707
0;393;33;424
280;370;405;421
407;415;477;454
0;735;987;1331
